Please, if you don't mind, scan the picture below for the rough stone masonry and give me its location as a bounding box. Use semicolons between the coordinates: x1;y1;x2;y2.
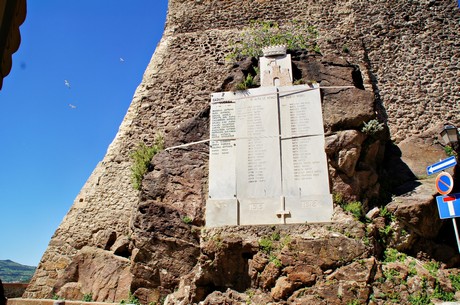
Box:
24;0;460;303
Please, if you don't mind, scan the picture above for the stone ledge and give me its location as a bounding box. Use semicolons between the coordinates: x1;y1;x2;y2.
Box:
7;299;118;305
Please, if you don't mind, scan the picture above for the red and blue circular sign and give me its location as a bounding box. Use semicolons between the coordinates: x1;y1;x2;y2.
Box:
436;172;454;195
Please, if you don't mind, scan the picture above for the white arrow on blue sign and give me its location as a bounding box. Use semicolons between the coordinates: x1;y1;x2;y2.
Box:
436;193;460;219
426;156;457;175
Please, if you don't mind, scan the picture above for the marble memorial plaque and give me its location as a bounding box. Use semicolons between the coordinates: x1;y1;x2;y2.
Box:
239;197;282;225
235;87;282;199
279;86;324;138
206;199;238;227
281;135;331;197
284;195;333;223
208;94;237;199
207;82;333;226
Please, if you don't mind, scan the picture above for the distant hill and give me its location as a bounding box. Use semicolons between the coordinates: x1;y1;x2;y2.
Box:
0;260;36;283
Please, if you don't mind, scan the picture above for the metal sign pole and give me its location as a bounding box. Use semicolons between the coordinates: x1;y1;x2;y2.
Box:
452;218;460;253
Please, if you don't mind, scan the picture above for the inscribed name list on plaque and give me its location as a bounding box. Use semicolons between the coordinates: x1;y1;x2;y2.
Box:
206;91;238;227
235;87;282;225
278;86;333;222
235;87;281;199
205;46;333;227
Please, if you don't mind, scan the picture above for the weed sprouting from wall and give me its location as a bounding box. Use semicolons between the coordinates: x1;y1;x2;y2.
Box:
226;20;320;62
361;119;384;136
235;73;257;90
130;134;164;190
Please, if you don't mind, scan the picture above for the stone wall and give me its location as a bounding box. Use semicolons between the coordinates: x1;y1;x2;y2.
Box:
167;0;460;142
3;283;28;298
24;0;460;302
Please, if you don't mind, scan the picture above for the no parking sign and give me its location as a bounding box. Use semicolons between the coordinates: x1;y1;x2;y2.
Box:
436;172;454;195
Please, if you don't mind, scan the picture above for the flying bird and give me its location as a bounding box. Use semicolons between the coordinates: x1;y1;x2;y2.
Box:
64;79;71;88
119;57;125;63
68;104;77;109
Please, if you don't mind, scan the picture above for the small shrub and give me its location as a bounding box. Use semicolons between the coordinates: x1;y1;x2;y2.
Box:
236;73;257;90
444;145;457;157
245;289;255;304
333;193;346;206
343;201;364;220
182;216;193;224
269;255;282;268
130;134;164;190
361;119;384;136
383;248;407;263
259;237;273;254
449;273;460;291
432;281;455;301
408;293;431;305
423;261;440;276
293;79;305;85
408;260;417;276
271;231;281;241
82;293;93;302
379;224;393;241
383;268;400;282
227;20;320;61
120;292;141;305
52;294;63;300
280;235;292;248
380;206;395;222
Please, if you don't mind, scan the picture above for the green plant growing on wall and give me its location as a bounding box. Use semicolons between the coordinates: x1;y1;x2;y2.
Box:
227;20;320;62
258;232;287;254
361;119;384;136
236;73;257;90
333;193;346;206
408;260;417;276
52;294;64;300
380;206;396;222
130;134;164;190
423;261;440;276
449;273;460;290
444;145;457;157
383;248;406;263
383;268;401;282
259;237;273;254
432;280;455;302
343;201;364;220
182;215;193;224
82;293;93;302
120;292;141;305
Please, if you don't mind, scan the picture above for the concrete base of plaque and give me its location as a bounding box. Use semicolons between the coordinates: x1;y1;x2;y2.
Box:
285;195;333;223
205;199;238;227
239;197;282;225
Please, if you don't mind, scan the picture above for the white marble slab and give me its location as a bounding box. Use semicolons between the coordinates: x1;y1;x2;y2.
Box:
208;100;237;199
281;135;331;197
279;86;324;138
207;84;332;227
239;197;283;225
205;199;238;227
284;195;333;223
235;87;282;199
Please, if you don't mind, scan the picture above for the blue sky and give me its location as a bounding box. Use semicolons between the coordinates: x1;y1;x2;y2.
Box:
0;1;168;267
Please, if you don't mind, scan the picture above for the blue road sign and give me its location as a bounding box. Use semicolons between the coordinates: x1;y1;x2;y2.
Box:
436;172;454;195
437;193;460;219
426;156;457;175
